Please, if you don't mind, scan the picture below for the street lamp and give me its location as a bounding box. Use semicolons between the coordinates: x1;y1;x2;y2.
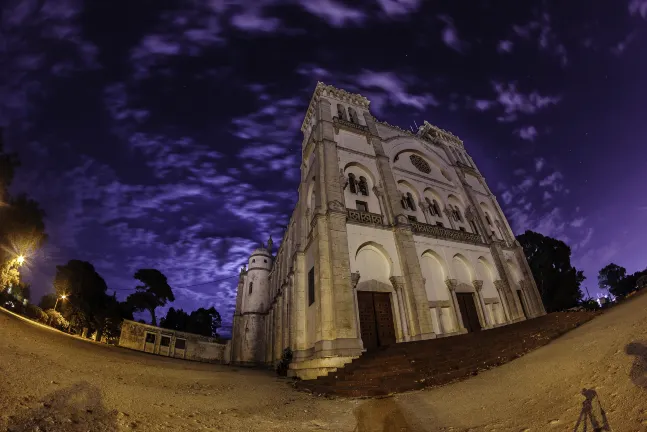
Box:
54;294;67;311
16;255;25;266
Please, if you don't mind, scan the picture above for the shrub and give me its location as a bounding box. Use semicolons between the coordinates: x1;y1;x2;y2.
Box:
45;309;69;329
25;304;48;323
276;347;293;377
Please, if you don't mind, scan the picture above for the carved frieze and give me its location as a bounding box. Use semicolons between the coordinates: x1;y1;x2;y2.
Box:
410;221;483;244
346;209;384;225
472;280;484;291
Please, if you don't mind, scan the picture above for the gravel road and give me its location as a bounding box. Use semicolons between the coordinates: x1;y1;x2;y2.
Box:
1;291;646;431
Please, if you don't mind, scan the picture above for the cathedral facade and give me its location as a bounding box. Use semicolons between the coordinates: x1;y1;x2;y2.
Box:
228;83;546;379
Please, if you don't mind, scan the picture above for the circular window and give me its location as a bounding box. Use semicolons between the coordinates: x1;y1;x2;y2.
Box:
409;154;431;174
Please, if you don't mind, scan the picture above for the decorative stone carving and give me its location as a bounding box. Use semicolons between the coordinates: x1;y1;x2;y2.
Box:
346;209;383;225
419;200;430;211
327;200;345;212
472;280;484;292
493;280;508;291
389;276;405;291
333;116;370;136
340;169;348;190
351;271;361;289
409;154;431;173
372;186;383;197
395;214;410;225
240;264;247;274
445;279;458;291
465;205;476;221
410;221;482;244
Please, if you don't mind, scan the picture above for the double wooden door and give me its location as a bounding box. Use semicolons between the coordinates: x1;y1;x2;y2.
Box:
456;292;482;333
357;291;396;351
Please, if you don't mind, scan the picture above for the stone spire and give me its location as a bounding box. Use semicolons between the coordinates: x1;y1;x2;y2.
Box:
267;235;273;253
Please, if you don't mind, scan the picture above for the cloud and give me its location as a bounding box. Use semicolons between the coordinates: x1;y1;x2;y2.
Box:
513;168;526;176
376;0;421;16
512;13;568;67
535;157;545;172
298;0;366;27
539;171;564;191
472;99;496;111
438;15;468;53
490;82;561;123
611;32;636;55
514;126;538;141
497;40;514;53
543;191;552;201
354;70;439;114
570;217;586;228
629;0;647;18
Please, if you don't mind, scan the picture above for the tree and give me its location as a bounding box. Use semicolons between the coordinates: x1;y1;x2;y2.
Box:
39;293;58;310
45;309;69;329
598;263;627;296
12;281;31;302
126;269;174;326
187;307;222;337
53;260;110;332
517;230;585;312
160;307;190;331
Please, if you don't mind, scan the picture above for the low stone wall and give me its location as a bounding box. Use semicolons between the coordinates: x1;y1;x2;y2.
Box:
119;320;227;364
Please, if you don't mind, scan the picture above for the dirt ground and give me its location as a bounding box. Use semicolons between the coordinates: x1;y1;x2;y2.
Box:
1;292;646;432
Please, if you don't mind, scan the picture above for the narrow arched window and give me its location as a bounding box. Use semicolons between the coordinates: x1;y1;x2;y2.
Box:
433;200;441;217
455;207;463;222
249;282;253;294
401;194;408;210
348;173;357;194
425;197;434;215
348;107;359;124
470;220;479;234
337;104;348;121
406;193;416;211
358;176;369;196
485;213;492;225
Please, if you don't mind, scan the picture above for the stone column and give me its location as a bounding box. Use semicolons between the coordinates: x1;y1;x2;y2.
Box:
282;281;289;349
443;208;457;229
390;276;410;342
472;280;491;328
445;279;465;333
350;271;364;350
494;280;511;323
436;307;445;334
373;185;390;225
420;201;432;224
275;294;283;363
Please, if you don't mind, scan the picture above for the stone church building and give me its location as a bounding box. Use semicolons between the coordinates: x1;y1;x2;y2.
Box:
229;82;546;379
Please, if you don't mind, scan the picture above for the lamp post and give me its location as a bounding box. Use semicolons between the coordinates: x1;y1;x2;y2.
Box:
53;294;67;312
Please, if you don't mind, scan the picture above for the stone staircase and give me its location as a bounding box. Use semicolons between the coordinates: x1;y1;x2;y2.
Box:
296;312;596;398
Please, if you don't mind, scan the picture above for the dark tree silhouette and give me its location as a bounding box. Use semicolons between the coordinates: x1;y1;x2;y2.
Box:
187;307;222;337
517;230;584;312
127;269;174;326
160;307;190;331
39;293;58;310
53;260;110;331
598;263;627;296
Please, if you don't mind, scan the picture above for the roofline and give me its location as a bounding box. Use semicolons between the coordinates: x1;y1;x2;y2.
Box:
300;82;371;132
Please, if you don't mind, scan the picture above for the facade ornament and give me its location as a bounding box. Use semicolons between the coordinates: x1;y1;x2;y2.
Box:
351;271;361;289
465;205;475;221
240;264;247;274
493;280;508;291
419;200;430;211
445;279;458;291
372;186;382;197
395;214;409;225
267;235;273;253
327;200;346;212
472;280;484;292
389;276;405;292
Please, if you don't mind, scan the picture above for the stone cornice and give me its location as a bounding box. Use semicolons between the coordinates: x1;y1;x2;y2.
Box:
411;221;484;245
417;121;464;148
333;116;371;136
392;166;456;191
301;82;371;132
337;145;376;160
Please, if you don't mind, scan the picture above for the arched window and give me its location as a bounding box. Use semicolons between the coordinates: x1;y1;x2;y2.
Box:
485;213;492;225
401;194;408;210
358;176;369;196
249;282;253;294
433;200;441;216
337;104;348;121
406;193;417;211
469;220;479;234
348;107;359;124
348;173;357;194
425;197;434;215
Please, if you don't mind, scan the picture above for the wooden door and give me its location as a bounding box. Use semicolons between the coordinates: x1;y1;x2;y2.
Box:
357;291;396;350
373;293;396;347
144;332;156;353
456;292;482;333
517;290;528;318
358;291;378;351
159;335;171;356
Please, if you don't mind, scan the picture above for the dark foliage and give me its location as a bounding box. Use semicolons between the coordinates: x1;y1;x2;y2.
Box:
126;269;174;326
276;348;293;377
598;263;627;296
517;230;584;312
160;306;222;337
160;307;190;331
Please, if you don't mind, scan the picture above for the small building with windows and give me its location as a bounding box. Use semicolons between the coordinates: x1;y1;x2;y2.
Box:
118;320;227;363
229;82;546;380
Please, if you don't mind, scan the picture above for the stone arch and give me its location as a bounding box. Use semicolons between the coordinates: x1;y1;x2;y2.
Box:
386;137;452;167
477;257;496;282
343;162;381;213
355;241;394;284
506;259;522;284
343;161;377;186
452;254;474;290
420;249;449;300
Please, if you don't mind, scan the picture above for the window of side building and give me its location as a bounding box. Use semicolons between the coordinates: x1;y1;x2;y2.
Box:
308;267;315;306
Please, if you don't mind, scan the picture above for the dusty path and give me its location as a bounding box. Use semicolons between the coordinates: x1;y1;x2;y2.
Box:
1;292;646;431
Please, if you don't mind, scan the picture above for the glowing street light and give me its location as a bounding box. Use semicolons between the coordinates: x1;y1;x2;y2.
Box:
16;255;25;265
54;294;67;311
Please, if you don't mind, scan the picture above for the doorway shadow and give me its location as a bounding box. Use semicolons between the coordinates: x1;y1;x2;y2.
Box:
353;397;424;432
573;388;611;432
4;381;119;431
625;341;647;389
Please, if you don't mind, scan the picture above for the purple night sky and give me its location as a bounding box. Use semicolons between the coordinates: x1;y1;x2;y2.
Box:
3;0;646;334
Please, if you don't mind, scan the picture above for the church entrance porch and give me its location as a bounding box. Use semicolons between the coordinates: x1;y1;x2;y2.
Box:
357;291;397;351
456;292;482;333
